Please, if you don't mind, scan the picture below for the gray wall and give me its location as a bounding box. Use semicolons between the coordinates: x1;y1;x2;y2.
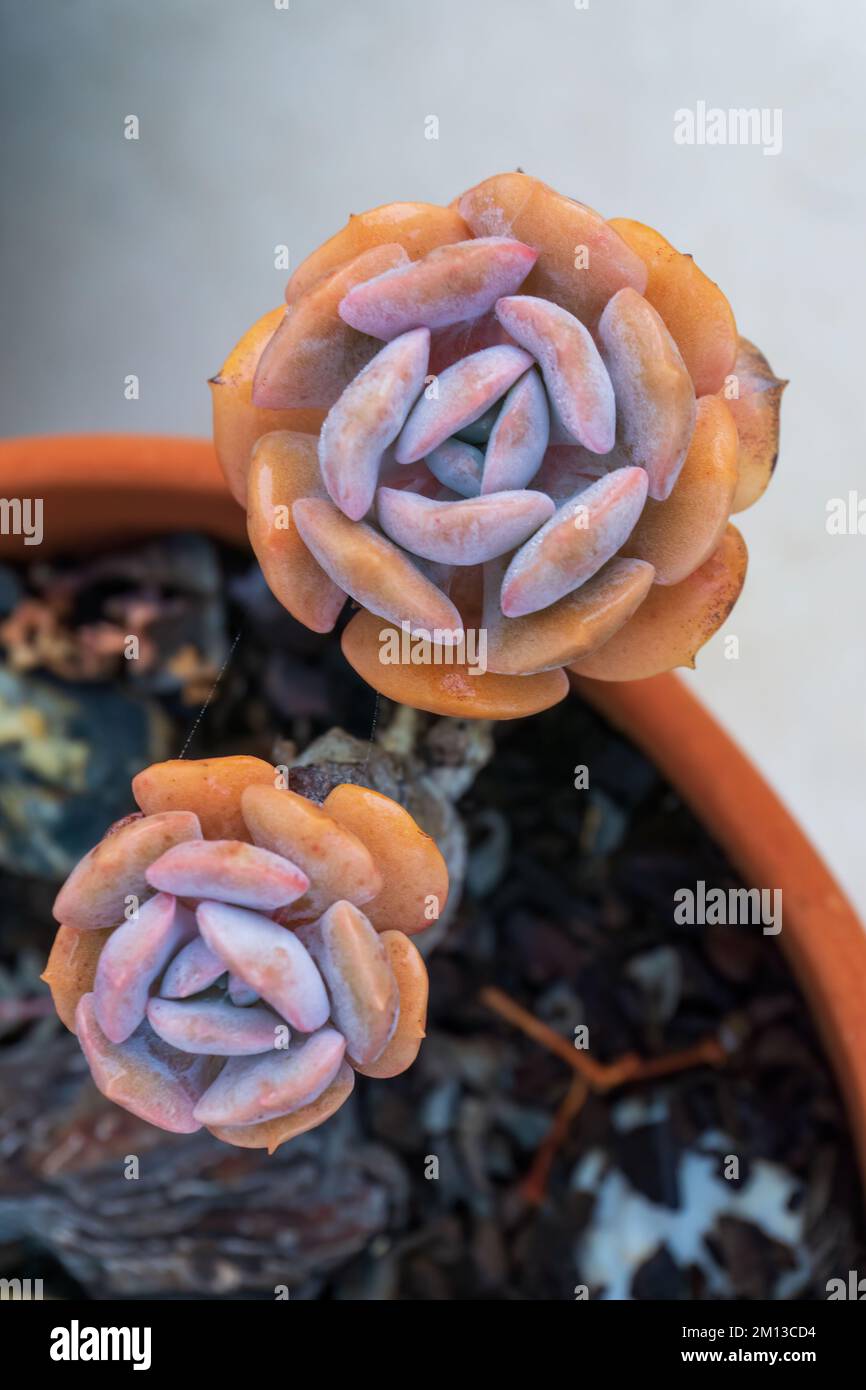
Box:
2;0;865;907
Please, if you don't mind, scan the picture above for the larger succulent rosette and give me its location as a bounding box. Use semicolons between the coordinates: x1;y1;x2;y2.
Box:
43;757;445;1152
212;173;786;720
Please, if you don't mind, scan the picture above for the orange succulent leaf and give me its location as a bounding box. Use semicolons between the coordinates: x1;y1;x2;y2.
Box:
253;244;410;410
52;810;201;931
132;756;276;842
42;924;114;1031
207;1062;356;1153
323;782;449;935
721;337;787;512
622;394;739;585
241;783;383;922
209;306;325;506
570;524;748;681
353;931;429;1079
246;431;346;633
284;201;470;305
459;172;646;326
483;554;655;675
341;609;570;718
608;218;738;396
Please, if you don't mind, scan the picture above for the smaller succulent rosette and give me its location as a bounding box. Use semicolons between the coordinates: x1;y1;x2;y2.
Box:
212;172;786;720
43;756;446;1152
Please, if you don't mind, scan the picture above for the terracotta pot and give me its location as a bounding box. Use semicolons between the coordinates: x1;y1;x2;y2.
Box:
3;433;865;1186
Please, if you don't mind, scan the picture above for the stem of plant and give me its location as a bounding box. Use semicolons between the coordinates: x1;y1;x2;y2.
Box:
480;984;728;1204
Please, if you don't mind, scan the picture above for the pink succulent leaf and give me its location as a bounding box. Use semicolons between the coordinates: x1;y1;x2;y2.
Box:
424;440;484;498
318;327;431;520
146;997;285;1056
52;810;202;931
76;994;217;1135
292;496;465;638
192;1027;347;1127
93;894;194;1044
228;974;260;1006
481;367;550;493
428;313;515;377
376;487;555;566
196;900;330;1033
146;839;310;911
295;901;399;1066
598;287;696;500
159;935;226;999
500;466;649;617
495;296;615;454
338;237;537;340
394;345;533;464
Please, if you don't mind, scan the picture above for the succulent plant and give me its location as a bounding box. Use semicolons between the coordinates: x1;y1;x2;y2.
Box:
212;172;785;721
42;756;446;1151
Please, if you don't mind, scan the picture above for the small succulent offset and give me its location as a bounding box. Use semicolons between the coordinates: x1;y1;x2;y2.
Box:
43;757;446;1151
212;172;785;721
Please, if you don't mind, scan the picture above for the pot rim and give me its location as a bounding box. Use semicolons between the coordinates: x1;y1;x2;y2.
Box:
3;432;865;1190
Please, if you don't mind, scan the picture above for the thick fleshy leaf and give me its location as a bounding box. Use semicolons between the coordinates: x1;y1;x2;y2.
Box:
484;554;655;675
42;925;114;1031
52;811;202;931
319;328;431;520
598;288;696;500
285;201;470;304
623;395;738;584
147;997;283;1055
495;296;615;453
93;895;193;1044
209;306;326;506
193;1027;346;1126
146;839;309;910
428;312;514;377
252;244;409;409
608;218;738;395
338;237;537;339
459;172;647;325
455;403;501;445
160;935;226;999
395;345;533;463
570;524;748;680
376;487;554;566
228;974;259;1006
341;609;570;719
246;431;347;633
240;784;382;923
721;338;787;513
323;784;449;936
196;900;330;1033
532;445;610;503
500;467;649;617
75;995;217;1134
352;932;428;1079
292;496;463;637
132;756;275;843
425;439;484;497
296;901;399;1065
481;368;549;492
206;1061;355;1152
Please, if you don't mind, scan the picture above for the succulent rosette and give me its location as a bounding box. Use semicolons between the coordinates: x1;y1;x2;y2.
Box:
212;173;786;720
43;757;446;1152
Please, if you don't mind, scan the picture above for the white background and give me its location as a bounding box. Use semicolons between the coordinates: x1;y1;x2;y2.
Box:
2;0;864;910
